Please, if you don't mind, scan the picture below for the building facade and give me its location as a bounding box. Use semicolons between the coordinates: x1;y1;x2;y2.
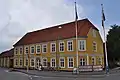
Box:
13;19;104;71
0;49;14;68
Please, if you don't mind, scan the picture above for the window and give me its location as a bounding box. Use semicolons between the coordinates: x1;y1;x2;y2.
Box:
30;59;35;67
78;40;86;51
42;44;47;53
59;57;65;68
51;58;56;67
43;58;47;67
36;45;41;53
67;40;73;51
20;59;22;66
51;43;56;53
26;59;28;66
98;57;102;65
59;42;64;52
20;48;23;54
92;29;96;37
31;46;35;54
91;57;96;65
80;58;86;66
25;47;29;54
68;57;74;68
15;48;18;54
93;42;97;52
15;59;18;66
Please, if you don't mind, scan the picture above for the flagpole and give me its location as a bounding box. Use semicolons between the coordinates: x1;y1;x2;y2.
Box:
101;4;109;74
75;1;79;70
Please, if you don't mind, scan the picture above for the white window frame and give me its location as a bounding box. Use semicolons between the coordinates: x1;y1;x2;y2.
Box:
30;58;35;67
36;45;41;54
91;57;96;65
19;58;23;67
30;46;35;54
50;43;56;53
98;57;102;65
25;46;29;54
59;41;65;52
42;44;47;53
78;40;86;51
67;57;74;68
42;58;47;67
67;40;73;51
92;29;96;37
59;57;65;68
51;58;56;67
80;58;86;66
19;47;23;55
15;59;18;66
93;41;97;52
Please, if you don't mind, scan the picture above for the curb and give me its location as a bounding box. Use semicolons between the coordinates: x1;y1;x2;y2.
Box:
9;69;108;78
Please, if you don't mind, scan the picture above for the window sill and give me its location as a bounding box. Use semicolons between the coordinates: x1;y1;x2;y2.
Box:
67;50;74;52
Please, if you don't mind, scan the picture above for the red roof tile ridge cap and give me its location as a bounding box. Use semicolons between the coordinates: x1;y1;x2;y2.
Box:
28;18;88;34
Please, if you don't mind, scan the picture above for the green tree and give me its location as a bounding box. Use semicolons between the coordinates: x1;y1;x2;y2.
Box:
107;24;120;61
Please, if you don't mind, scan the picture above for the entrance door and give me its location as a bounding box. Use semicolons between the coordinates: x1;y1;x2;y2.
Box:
10;59;13;68
36;58;41;69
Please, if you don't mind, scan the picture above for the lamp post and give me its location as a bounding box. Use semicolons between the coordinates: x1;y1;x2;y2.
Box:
56;26;62;71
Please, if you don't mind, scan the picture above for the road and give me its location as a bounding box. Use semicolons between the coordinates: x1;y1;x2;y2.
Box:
0;68;30;80
1;68;120;80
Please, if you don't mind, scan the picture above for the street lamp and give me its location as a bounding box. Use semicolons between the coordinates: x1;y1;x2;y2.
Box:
56;26;62;71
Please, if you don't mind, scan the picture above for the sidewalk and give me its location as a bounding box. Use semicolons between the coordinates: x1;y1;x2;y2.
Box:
9;69;109;78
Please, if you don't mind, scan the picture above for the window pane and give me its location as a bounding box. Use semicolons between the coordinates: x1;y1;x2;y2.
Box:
42;44;47;53
31;59;34;66
60;58;65;68
51;43;56;52
43;58;47;66
68;41;73;51
59;42;64;52
20;48;22;54
51;58;56;67
25;47;28;54
93;42;97;51
31;47;35;53
79;40;86;51
37;46;40;53
20;59;22;66
68;57;73;68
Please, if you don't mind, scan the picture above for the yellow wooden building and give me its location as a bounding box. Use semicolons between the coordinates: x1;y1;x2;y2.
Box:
13;19;104;71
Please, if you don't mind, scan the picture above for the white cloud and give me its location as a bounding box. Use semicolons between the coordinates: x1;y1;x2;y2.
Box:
0;0;85;52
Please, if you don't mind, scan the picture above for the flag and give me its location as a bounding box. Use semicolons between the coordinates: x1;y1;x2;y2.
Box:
75;2;78;20
101;4;105;27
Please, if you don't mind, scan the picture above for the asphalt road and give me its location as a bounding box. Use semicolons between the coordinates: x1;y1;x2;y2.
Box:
0;68;30;80
1;68;120;80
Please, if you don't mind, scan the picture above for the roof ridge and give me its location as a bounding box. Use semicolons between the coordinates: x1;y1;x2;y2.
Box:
27;18;88;34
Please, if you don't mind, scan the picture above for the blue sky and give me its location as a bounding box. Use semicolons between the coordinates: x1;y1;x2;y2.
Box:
75;0;120;27
0;0;119;52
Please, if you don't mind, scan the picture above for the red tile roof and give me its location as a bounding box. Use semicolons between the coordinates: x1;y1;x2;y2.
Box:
14;19;98;46
0;48;14;57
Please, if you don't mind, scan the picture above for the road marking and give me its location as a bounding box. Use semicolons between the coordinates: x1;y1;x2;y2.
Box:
4;70;9;72
33;75;39;77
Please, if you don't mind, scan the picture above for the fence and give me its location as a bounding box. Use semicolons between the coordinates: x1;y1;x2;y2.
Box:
79;65;103;72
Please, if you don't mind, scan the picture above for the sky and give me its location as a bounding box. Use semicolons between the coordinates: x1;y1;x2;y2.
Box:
0;0;120;53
